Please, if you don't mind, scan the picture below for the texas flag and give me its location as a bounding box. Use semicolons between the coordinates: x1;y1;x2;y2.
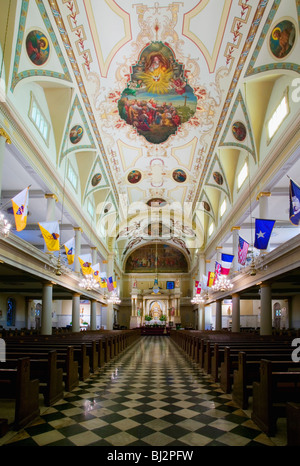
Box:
63;237;75;265
38;221;60;251
254;219;275;250
11;187;29;231
221;253;234;275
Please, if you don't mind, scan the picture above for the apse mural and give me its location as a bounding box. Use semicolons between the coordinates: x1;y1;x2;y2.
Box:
125;244;188;273
26;30;49;66
118;42;197;144
270;20;296;59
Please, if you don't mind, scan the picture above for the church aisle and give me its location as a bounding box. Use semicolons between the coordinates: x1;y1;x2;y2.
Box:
1;336;276;447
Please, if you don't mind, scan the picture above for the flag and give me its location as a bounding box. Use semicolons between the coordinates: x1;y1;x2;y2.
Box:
195;280;201;294
38;221;60;251
64;237;75;265
100;272;107;288
91;263;101;282
207;272;215;287
215;261;221;280
254;219;275;250
238;236;249;265
113;279;117;289
78;254;93;275
221;253;234;275
289;179;300;226
11;187;29;231
107;276;114;292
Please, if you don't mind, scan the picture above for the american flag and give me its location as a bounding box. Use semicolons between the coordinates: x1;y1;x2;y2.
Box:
238;236;249;265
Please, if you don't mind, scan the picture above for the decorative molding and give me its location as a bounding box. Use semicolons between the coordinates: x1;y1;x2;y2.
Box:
0;128;11;144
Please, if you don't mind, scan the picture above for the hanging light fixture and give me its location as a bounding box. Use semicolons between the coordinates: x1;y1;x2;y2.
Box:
191;294;206;304
107;292;121;304
79;273;100;291
212;275;233;292
0;211;11;237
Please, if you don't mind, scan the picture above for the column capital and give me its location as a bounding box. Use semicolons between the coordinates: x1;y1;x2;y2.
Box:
231;226;241;232
73;292;81;297
231;292;240;298
45;193;58;202
91;246;97;250
0;128;11;144
74;227;83;232
256;191;271;200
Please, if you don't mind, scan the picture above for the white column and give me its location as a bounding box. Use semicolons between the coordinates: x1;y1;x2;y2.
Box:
215;299;222;331
41;283;53;335
231;227;240;273
91;247;97;265
198;303;205;330
45;194;57;222
260;282;272;335
90;299;97;330
232;293;240;332
0;129;11;197
74;227;82;274
106;253;114;330
72;292;81;333
26;299;33;329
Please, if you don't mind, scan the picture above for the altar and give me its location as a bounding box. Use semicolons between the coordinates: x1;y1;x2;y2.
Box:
141;325;171;336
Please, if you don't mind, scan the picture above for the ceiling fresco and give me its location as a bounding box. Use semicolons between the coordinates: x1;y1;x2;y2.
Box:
1;0;300;273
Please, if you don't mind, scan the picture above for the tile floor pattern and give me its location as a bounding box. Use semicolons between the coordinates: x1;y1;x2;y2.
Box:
1;336;282;447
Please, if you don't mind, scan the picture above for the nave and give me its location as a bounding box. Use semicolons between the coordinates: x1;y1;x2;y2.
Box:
0;336;283;447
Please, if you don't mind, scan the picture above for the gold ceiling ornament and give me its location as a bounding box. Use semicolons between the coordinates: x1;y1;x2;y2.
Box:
0;128;11;144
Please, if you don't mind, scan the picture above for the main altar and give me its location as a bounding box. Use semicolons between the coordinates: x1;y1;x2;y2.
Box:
129;280;181;329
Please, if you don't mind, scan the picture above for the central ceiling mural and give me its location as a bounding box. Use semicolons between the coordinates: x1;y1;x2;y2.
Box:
118;41;197;144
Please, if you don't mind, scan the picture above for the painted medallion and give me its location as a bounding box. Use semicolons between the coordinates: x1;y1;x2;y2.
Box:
26;30;49;66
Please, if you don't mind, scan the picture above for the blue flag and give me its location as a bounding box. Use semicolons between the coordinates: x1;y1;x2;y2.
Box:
289;179;300;226
254;219;275;250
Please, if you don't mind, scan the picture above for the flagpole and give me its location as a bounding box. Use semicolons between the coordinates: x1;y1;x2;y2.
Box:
0;185;31;211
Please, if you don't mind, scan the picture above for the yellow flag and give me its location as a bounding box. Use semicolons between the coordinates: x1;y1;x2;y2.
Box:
38;221;60;251
78;254;93;275
64;237;75;265
11;187;29;232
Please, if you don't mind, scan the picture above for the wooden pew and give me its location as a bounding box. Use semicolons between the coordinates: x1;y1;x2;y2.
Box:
0;358;40;430
5;346;79;393
232;352;300;409
219;346;294;394
4;350;64;407
287;402;300;446
251;359;300;436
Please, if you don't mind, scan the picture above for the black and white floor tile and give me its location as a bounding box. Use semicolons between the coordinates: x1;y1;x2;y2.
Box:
0;336;283;447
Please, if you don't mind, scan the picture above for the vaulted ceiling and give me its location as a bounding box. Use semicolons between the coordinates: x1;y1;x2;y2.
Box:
0;0;299;275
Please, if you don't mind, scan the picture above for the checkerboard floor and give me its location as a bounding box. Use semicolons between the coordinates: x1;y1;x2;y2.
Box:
1;336;280;447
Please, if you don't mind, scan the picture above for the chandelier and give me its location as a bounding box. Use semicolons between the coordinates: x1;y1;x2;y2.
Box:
212;275;233;292
0;211;11;237
107;292;121;304
191;294;206;304
79;274;100;291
